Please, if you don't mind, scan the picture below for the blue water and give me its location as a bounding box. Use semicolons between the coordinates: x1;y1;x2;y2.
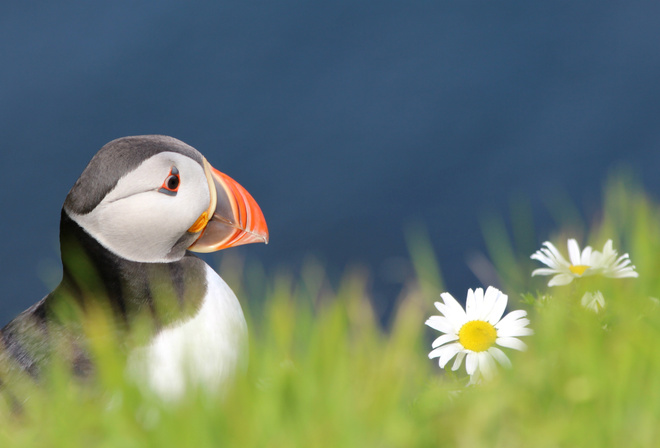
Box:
2;1;660;324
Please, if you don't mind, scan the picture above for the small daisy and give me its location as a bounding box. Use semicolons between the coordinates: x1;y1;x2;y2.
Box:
531;239;638;286
580;290;605;313
426;286;532;383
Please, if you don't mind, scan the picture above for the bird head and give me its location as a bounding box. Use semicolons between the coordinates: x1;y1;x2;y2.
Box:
63;135;268;263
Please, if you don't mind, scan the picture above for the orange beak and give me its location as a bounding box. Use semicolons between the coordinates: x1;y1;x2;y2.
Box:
187;158;269;253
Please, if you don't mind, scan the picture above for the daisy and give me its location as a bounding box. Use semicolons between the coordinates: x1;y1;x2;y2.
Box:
426;286;532;382
531;239;638;286
580;290;605;313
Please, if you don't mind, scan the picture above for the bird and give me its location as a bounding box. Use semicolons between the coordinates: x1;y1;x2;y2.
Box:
0;135;268;399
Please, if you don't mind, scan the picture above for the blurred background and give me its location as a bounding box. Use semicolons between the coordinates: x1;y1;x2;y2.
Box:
2;1;660;324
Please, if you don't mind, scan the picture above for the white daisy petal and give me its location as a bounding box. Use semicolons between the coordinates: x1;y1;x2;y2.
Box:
496;337;528;351
478;352;496;380
428;343;459;360
465;289;478;320
474;288;485;310
497;326;534;337
451;351;466;371
486;288;508;324
495;309;527;328
433;301;464;325
610;269;639;278
439;292;459;307
530;253;559;269
580;245;593;265
431;333;459;348
543;241;570;265
498;316;531;330
479;286;498;320
615;258;634;270
428;346;443;359
425;316;454;334
548;273;575;286
487;346;512;369
567;239;581;265
440;293;468;320
437;344;462;368
465;352;478;375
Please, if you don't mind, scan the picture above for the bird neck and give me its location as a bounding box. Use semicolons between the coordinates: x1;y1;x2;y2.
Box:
48;210;207;330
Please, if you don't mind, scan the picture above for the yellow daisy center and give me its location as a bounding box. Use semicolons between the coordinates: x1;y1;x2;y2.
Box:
458;320;497;352
569;265;589;276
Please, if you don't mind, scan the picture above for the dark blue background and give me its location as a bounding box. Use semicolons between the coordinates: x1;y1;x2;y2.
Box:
3;1;660;324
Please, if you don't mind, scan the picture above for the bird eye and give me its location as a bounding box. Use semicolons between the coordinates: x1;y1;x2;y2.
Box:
159;167;180;196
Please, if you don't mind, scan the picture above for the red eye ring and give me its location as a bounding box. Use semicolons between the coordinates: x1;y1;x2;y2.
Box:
159;166;180;196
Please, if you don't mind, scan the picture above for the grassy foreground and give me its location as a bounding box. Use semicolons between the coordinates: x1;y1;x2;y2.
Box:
2;178;660;447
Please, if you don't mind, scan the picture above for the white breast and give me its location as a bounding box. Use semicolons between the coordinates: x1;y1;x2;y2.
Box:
127;264;248;399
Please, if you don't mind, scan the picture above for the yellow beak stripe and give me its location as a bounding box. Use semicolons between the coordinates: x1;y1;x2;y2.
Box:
187;157;217;234
188;211;210;234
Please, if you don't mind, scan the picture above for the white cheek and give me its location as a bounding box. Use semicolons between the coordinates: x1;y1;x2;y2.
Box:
93;194;192;258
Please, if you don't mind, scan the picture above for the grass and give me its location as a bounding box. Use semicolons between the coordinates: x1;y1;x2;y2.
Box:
2;176;660;447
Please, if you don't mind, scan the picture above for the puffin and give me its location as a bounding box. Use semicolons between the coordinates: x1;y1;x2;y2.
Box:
0;135;268;398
